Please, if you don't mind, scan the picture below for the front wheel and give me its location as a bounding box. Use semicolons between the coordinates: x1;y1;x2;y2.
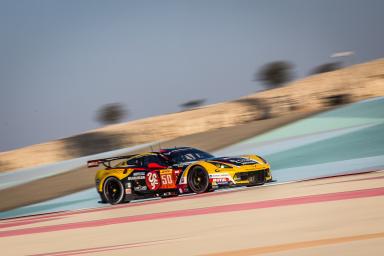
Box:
98;192;108;204
102;177;125;205
187;166;209;193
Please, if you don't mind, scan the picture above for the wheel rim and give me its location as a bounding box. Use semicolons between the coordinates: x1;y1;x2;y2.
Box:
189;167;208;193
104;178;123;204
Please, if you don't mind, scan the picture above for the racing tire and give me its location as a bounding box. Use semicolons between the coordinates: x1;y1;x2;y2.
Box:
98;192;108;204
187;166;210;194
102;177;125;205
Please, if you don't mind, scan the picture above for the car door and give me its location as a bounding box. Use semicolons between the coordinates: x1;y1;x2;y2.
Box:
142;154;177;190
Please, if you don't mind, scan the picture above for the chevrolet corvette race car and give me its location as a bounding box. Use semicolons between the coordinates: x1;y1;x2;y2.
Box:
87;147;272;204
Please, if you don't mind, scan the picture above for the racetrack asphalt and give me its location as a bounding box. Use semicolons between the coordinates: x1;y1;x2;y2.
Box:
1;171;383;255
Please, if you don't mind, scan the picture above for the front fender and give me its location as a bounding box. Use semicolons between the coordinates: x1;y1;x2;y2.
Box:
242;154;268;164
178;161;217;185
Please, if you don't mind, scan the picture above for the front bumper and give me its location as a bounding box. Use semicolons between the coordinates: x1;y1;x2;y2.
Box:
234;168;272;185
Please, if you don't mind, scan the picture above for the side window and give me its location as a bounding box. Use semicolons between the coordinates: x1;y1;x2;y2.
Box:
157;156;169;166
126;157;141;167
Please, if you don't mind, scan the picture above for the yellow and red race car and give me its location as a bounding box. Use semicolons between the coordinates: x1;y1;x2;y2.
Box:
87;147;272;204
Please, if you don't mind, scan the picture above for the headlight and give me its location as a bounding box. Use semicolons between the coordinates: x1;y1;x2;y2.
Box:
208;161;231;168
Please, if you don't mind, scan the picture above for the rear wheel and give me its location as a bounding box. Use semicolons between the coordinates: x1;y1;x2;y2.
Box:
187;166;209;193
102;177;125;205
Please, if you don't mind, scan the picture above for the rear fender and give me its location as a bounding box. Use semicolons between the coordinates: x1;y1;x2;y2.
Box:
97;169;134;192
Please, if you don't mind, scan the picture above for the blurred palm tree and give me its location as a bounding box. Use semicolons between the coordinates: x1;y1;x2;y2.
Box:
179;99;206;110
97;103;127;125
256;61;294;89
310;62;341;75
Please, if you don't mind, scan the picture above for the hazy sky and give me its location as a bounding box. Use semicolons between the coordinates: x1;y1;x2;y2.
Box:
0;0;383;151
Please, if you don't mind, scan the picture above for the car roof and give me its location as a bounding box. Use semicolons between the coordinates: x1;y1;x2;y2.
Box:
158;147;195;154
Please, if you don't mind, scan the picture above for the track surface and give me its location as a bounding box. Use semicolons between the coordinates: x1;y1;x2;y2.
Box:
1;171;383;255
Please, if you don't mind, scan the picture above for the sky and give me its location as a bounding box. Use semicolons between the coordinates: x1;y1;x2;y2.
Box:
0;0;383;152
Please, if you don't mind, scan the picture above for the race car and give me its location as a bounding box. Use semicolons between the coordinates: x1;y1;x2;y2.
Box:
87;147;272;204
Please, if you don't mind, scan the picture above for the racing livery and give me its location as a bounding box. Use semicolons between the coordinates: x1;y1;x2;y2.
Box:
87;147;272;204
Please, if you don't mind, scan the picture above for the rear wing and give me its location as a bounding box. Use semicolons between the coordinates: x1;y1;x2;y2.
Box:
87;155;136;168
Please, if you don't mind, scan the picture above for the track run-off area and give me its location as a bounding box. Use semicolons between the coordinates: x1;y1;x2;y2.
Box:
1;97;384;255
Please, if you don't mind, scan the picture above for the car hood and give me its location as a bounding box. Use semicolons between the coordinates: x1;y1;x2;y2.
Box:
172;156;260;168
210;157;259;166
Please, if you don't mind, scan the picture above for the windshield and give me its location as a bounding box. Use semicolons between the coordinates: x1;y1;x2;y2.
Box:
168;148;214;164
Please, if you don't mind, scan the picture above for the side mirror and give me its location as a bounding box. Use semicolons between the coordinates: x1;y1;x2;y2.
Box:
147;162;166;169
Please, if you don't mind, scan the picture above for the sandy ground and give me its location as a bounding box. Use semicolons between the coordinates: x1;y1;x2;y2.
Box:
1;59;383;172
1;171;383;256
0;110;318;212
